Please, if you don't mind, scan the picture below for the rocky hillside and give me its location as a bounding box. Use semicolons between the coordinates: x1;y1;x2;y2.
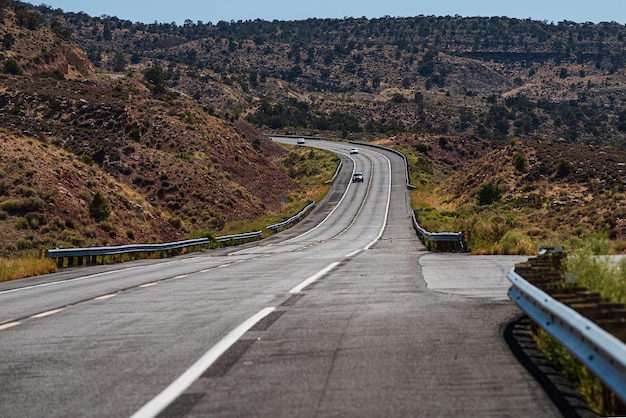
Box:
27;4;626;144
380;133;626;247
0;3;300;256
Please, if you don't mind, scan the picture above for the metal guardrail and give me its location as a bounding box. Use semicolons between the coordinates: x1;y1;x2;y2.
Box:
411;211;468;252
46;232;262;267
45;196;317;268
267;134;326;140
507;267;626;405
266;202;315;231
325;159;343;184
45;238;210;258
214;231;262;243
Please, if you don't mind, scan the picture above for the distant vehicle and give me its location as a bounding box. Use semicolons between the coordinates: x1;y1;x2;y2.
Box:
350;148;359;154
352;171;364;182
297;138;306;145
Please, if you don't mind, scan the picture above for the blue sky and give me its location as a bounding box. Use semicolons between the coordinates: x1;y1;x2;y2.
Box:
27;1;626;25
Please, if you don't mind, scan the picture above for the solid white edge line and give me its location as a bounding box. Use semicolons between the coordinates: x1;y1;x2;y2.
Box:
227;148;356;257
0;265;143;295
0;257;193;296
290;262;340;294
130;307;276;418
282;156;356;243
31;308;66;318
364;153;392;250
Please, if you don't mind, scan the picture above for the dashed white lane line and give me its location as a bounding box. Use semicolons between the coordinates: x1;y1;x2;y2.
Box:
173;274;188;279
0;322;20;331
130;307;276;418
139;283;157;288
94;294;117;301
31;308;66;319
290;262;340;293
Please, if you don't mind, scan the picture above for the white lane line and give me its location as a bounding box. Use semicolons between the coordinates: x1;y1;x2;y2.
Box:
31;308;66;319
364;153;392;251
0;265;143;295
130;307;276;418
94;294;116;301
0;322;21;331
290;262;340;294
282;156;356;243
227;153;356;257
173;274;188;279
0;256;195;296
346;250;361;258
139;283;157;288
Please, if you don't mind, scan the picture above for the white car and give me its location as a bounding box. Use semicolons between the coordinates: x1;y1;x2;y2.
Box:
297;138;306;145
350;148;359;154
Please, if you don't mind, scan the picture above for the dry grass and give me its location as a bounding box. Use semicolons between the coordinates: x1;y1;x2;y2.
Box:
390;134;626;255
0;256;57;283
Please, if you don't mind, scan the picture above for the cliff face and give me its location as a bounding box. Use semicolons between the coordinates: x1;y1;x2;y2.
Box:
0;6;94;78
24;43;95;77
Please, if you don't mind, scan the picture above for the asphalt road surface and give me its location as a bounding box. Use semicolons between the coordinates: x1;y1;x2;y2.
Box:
0;139;563;417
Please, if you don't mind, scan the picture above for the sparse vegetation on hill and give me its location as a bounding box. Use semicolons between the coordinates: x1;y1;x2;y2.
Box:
22;3;626;144
387;133;626;254
0;1;309;259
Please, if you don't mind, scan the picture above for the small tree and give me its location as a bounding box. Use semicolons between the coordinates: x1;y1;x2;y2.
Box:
3;58;22;75
555;159;574;178
143;66;165;86
2;33;15;50
478;182;501;206
513;154;527;172
143;66;166;94
50;21;73;40
89;192;110;222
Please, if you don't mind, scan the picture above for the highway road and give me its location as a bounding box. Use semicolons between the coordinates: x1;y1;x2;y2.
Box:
0;139;564;417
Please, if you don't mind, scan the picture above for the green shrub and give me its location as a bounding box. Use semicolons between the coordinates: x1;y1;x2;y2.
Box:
15;217;28;230
0;197;44;214
477;182;501;205
555;159;574;178
89;192;110;221
3;58;22;75
499;231;535;255
415;143;430;154
513;154;527;172
25;212;44;229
